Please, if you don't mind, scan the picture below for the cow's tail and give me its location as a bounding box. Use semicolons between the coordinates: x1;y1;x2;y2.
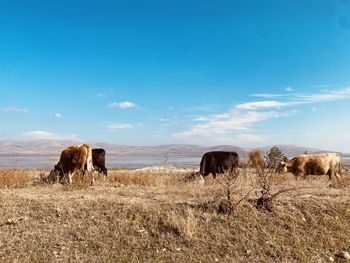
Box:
86;146;94;173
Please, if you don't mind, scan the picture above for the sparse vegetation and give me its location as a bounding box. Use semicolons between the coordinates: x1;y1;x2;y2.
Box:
107;170;157;186
1;167;350;262
266;146;287;169
0;169;33;188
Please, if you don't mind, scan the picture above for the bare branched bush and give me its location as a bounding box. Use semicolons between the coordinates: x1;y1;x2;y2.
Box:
251;149;296;212
218;167;252;215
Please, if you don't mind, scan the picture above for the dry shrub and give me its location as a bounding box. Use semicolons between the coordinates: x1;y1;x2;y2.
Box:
108;170;156;186
330;175;350;189
0;169;32;188
160;208;197;240
270;172;294;185
248;149;264;168
251;149;295;212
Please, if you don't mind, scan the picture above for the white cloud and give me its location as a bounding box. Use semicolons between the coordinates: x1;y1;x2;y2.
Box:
97;93;105;97
23;130;78;140
236;101;287;110
109;101;138;109
2;107;28;113
173;109;293;141
285;86;293;92
172;86;350;146
295;87;350;102
54;113;62;118
105;123;136;130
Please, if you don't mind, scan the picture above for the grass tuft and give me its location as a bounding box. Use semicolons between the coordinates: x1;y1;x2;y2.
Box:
0;169;32;188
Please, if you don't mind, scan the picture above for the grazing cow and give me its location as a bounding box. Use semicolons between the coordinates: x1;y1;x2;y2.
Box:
277;153;341;180
91;148;107;176
49;144;95;185
198;151;239;179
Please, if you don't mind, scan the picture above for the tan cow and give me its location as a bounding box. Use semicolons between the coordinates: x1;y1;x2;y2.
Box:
49;144;95;185
278;153;341;180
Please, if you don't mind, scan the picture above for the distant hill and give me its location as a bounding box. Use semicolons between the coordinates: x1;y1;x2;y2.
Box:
0;140;247;157
0;140;347;159
254;145;335;158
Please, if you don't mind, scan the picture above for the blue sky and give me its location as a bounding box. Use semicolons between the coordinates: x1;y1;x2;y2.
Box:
1;0;350;151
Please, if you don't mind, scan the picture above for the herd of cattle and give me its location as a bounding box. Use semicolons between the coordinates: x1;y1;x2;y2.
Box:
45;144;343;185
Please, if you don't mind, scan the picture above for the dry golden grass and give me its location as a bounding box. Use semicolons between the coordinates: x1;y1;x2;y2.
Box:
1;168;350;262
107;169;157;186
0;169;33;188
329;172;350;189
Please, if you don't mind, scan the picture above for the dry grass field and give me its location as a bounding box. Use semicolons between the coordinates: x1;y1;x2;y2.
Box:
1;168;350;263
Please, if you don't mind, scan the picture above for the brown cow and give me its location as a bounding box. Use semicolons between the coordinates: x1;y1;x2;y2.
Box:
278;153;341;180
49;144;95;185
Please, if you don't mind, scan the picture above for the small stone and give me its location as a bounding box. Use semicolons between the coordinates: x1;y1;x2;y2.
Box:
246;250;252;256
335;251;350;260
55;208;61;217
6;218;17;225
329;256;335;262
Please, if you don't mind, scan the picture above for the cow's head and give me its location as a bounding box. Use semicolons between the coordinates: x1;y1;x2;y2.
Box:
48;163;64;183
276;161;287;173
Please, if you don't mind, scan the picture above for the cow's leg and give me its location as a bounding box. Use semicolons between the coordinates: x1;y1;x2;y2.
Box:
68;172;73;185
90;169;95;186
332;170;341;180
81;169;86;180
212;171;217;179
56;173;60;184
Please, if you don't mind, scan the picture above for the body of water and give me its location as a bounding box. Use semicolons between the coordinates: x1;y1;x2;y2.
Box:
0;154;201;169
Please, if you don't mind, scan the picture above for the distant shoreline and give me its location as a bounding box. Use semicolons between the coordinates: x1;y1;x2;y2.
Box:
0;154;201;169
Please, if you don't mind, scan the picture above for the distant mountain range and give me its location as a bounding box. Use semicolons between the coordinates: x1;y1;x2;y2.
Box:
0;140;348;159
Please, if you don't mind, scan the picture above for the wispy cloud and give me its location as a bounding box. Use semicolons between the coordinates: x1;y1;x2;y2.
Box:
2;107;28;113
173;87;350;144
285;86;293;92
54;113;62;119
159;116;181;127
109;101;138;109
236;100;287;110
173;109;293;140
97;93;105;97
23;130;78;140
295;87;350;102
105;122;139;131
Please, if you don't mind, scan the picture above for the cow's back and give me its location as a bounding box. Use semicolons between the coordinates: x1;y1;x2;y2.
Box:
59;144;91;173
286;153;341;177
92;148;107;175
200;151;239;176
92;149;106;166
